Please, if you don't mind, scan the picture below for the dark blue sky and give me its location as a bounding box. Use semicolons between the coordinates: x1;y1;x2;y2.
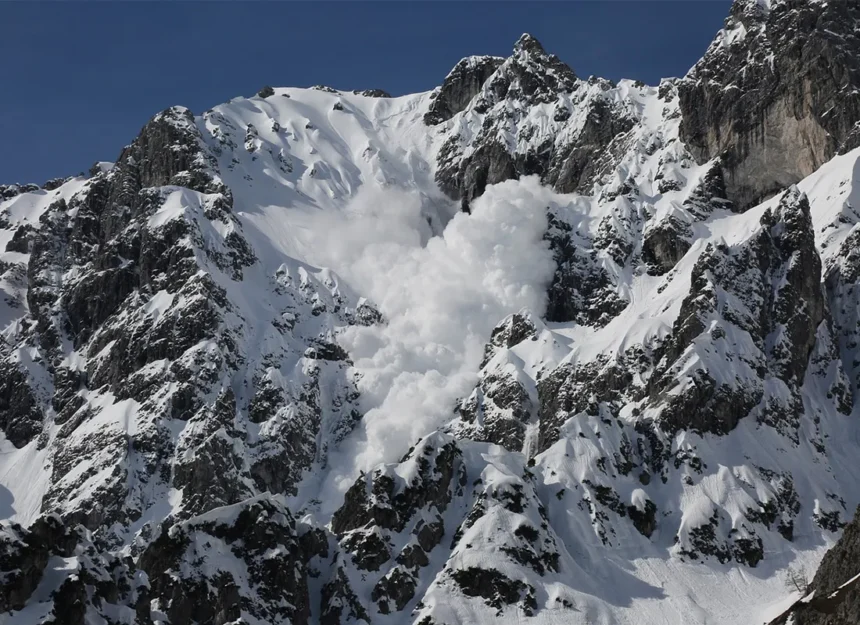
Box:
0;1;731;184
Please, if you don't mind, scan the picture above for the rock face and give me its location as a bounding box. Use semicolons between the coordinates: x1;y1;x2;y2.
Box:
543;210;630;325
424;55;505;125
0;514;144;622
447;313;539;452
3;2;860;624
139;497;316;625
767;507;860;625
0;103;367;540
324;434;467;621
678;0;860;208
794;507;860;625
0;361;44;447
433;34;637;210
0;499;322;625
650;186;833;436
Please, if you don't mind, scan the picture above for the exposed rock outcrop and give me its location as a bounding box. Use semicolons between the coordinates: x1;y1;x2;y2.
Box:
424;55;504;125
679;0;860;208
433;34;637;209
140;497;315;625
651;186;833;436
0;514;144;621
769;507;860;625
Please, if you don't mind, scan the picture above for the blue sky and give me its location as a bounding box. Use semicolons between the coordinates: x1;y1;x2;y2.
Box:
0;1;731;184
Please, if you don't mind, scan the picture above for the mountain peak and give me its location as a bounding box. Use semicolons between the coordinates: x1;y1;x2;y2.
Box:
732;0;773;17
423;30;577;127
513;32;547;56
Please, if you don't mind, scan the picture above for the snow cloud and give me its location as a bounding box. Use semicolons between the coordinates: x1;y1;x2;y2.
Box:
302;176;558;499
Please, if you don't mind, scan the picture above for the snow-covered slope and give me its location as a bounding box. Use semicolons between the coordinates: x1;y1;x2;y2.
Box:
2;1;860;623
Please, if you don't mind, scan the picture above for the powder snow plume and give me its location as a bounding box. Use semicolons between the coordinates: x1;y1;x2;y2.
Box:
299;176;557;499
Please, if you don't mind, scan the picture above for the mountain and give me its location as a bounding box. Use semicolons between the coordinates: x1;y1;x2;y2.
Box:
2;1;860;623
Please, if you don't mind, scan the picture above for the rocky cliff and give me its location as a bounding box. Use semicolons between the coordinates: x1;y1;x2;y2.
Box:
678;0;860;209
767;506;860;625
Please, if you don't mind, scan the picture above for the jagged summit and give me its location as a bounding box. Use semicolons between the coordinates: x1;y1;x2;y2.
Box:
730;0;774;20
512;32;548;55
424;32;576;127
2;1;860;624
733;0;827;19
484;31;577;101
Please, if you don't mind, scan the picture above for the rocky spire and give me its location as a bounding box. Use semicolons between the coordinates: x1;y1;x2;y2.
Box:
476;32;577;108
424;33;577;127
512;32;548;56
